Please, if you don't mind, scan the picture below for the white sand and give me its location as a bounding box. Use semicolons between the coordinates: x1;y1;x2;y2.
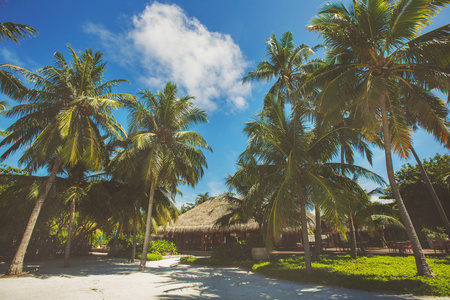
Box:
0;256;448;300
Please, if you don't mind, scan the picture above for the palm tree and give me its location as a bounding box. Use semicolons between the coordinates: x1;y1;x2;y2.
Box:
195;192;210;206
237;95;383;275
1;46;132;275
110;82;211;271
307;0;449;277
0;7;37;101
0;8;37;43
243;32;317;106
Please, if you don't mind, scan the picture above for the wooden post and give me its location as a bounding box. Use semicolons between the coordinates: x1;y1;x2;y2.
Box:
201;232;205;251
220;232;224;244
183;232;187;250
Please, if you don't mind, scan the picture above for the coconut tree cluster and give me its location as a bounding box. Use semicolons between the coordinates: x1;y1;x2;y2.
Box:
0;41;211;274
223;0;449;277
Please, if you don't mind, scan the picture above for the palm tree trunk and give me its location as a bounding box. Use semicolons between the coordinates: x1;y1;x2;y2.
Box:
380;96;435;278
312;205;321;262
109;222;122;257
63;197;76;268
349;214;357;259
6;157;61;275
298;178;312;275
410;147;450;237
139;181;156;271
340;147;357;259
380;226;387;248
131;202;139;263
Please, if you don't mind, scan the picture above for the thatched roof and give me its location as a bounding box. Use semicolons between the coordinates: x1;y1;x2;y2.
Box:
161;197;315;233
162;197;260;233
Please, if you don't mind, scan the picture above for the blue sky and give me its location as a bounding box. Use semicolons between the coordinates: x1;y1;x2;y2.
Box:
1;0;449;207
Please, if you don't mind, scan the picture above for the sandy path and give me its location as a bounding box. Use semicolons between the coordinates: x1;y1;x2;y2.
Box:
0;256;448;300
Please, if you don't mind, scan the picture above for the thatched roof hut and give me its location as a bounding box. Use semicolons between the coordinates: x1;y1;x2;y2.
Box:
160;197;317;252
163;197;260;233
162;197;315;233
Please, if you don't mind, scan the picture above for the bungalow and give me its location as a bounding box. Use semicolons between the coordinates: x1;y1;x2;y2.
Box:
160;197;319;252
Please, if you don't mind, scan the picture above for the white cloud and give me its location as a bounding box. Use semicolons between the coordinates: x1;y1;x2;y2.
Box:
207;180;225;197
0;48;24;66
370;195;394;204
83;22;134;68
84;2;251;112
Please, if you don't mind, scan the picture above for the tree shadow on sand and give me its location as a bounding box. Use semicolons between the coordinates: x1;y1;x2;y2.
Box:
1;256;430;299
147;260;424;300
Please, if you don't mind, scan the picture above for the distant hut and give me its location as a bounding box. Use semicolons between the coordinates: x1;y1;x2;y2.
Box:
161;198;259;251
160;197;318;252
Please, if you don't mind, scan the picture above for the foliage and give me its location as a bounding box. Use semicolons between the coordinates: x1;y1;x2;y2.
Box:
423;227;448;240
110;81;211;270
137;252;163;261
184;254;450;297
229;94;383;276
195;192;210;206
242;31;318;106
306;0;449;277
384;154;450;239
0;5;37;101
0;164;29;193
211;241;252;260
148;239;178;255
180;203;195;214
117;238;178;258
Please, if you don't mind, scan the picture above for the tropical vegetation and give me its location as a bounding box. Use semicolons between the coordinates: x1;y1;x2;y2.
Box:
305;0;449;277
0;0;448;288
109;82;211;271
383;153;450;243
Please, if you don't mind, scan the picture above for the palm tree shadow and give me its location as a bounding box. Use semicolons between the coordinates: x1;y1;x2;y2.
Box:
6;257;423;299
148;261;412;299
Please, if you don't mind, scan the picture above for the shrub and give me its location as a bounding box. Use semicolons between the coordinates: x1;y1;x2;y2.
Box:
211;241;251;260
137;252;163;261
148;239;178;255
116;238;178;258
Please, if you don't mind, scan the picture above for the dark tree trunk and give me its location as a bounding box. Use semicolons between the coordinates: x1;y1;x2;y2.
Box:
349;214;357;259
131;202;140;263
139;181;156;271
410;146;450;237
312;205;321;262
6;157;62;275
64;197;76;268
380;96;435;278
298;178;312;275
109;222;122;258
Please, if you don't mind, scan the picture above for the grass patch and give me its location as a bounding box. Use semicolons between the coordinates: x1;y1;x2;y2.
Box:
137;253;163;261
181;254;450;297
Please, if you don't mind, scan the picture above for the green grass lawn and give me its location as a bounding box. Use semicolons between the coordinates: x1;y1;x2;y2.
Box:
180;254;450;297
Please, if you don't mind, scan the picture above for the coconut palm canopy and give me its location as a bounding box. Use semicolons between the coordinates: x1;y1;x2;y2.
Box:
162;197;315;233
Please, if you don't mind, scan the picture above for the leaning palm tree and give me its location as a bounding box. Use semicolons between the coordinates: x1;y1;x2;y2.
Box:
1;47;132;275
307;0;449;277
236;95;383;275
110;82;211;271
